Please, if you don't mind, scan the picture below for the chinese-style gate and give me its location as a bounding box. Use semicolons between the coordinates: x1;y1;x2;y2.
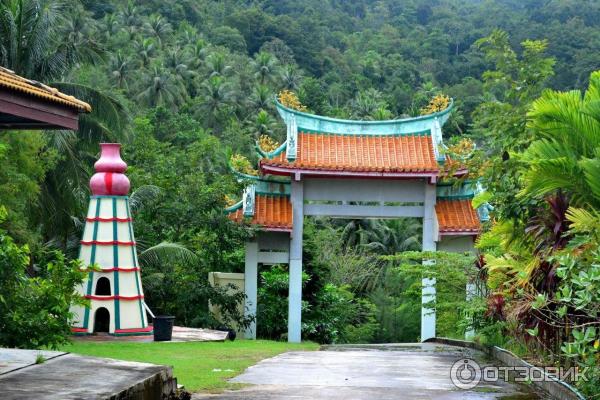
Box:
227;99;482;343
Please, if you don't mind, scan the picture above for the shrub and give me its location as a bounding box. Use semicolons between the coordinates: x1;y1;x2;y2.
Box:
256;265;377;343
0;207;86;349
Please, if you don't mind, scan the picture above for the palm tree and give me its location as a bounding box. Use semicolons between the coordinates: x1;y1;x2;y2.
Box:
101;14;120;39
165;47;195;81
521;70;600;208
142;14;172;46
251;110;277;138
371;106;394;121
62;5;103;65
109;52;133;90
118;1;139;27
339;219;421;255
0;0;98;80
137;66;187;110
179;23;199;47
186;39;207;69
251;52;280;85
196;75;236;130
0;0;129;247
249;84;272;111
36;83;129;244
350;89;386;120
205;52;232;78
134;38;156;68
280;64;303;90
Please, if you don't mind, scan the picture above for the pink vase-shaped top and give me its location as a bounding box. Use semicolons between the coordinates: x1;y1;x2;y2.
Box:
90;143;130;196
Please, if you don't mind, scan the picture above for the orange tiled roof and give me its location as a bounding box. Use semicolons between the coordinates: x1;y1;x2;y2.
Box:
261;132;438;173
228;194;292;231
0;67;91;112
436;199;480;234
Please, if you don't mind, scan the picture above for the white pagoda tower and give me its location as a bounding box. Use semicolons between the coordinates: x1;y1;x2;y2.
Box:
71;143;152;336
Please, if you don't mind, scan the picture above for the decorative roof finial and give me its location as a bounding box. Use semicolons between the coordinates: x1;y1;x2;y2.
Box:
90;143;130;196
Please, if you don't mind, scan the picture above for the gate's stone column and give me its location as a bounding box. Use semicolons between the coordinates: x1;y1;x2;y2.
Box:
288;179;304;343
421;182;437;341
244;240;258;339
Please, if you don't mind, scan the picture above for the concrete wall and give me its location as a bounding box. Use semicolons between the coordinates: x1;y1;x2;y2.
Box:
208;272;245;334
437;235;475;253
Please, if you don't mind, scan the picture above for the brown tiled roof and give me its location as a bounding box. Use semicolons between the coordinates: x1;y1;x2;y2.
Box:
228;195;292;231
261;132;438;174
436;199;480;234
0;67;91;112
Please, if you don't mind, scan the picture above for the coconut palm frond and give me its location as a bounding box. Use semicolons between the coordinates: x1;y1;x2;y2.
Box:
129;185;162;213
138;242;198;271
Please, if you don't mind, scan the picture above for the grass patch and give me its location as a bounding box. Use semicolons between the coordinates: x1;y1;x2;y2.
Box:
59;339;318;392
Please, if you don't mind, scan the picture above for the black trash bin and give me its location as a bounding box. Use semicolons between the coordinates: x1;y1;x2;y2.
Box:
153;315;175;341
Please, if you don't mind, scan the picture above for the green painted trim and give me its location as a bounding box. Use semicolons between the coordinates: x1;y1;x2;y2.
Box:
437;195;475;200
112;198;121;330
109;331;153;337
297;127;432;137
258;141;287;158
225;200;243;213
257;176;290;184
436;179;476;187
126;197;146;327
255;191;290;197
83;198;102;329
91;195;129;199
229;166;261;181
275;98;454;126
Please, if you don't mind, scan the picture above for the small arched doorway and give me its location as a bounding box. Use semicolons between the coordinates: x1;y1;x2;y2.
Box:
93;307;110;333
95;277;111;295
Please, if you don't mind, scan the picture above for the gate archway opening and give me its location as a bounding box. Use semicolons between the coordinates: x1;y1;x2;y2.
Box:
226;98;484;343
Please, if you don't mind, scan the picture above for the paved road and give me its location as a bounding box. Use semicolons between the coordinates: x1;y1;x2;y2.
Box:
195;343;541;400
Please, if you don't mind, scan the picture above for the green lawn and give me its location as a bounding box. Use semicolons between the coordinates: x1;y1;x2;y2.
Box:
59;340;318;392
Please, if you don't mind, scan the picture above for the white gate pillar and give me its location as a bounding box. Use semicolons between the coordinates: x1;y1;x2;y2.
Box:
421;182;437;341
244;240;258;339
288;179;304;343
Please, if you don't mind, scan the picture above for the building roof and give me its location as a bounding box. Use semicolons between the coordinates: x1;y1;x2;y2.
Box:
0;67;91;130
435;199;481;235
0;67;91;112
258;100;452;178
227;194;292;232
261;132;439;175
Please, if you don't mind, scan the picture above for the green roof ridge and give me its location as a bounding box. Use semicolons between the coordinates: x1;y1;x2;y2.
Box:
275;98;453;127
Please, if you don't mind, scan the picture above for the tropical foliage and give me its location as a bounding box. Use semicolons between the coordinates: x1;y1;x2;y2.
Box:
0;4;600;394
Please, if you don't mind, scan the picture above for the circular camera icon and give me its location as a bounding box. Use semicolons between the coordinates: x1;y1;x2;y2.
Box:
450;358;482;389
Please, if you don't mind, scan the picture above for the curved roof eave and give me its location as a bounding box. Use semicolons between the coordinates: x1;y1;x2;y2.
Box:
275;98;453;135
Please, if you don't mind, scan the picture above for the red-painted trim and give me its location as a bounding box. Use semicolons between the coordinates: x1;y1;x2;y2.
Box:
81;267;141;272
84;294;144;300
80;240;136;246
71;327;88;333
86;217;132;222
114;326;154;334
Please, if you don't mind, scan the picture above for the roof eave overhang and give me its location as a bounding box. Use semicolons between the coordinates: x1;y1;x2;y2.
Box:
0;89;82;130
261;164;439;182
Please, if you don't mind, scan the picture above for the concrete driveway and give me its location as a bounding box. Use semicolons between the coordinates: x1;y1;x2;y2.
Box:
194;343;541;399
